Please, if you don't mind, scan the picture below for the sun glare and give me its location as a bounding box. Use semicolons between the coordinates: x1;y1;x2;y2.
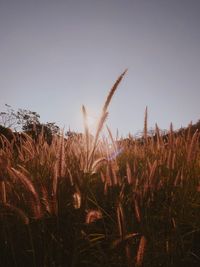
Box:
87;114;98;132
87;114;96;127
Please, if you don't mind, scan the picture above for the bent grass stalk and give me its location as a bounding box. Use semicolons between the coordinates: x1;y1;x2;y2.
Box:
88;69;128;171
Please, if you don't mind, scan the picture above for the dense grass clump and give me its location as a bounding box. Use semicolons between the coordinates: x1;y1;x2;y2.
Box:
0;71;200;266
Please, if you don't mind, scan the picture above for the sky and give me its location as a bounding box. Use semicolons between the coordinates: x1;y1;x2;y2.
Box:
0;0;200;137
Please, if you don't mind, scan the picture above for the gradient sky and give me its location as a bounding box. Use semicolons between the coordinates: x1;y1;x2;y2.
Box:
0;0;200;136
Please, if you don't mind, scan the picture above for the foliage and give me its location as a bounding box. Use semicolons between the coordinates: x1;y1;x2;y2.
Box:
0;104;60;145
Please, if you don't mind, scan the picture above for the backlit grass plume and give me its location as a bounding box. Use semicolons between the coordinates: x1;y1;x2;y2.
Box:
82;69;128;172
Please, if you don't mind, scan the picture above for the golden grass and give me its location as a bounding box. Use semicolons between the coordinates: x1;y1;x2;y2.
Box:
0;71;200;266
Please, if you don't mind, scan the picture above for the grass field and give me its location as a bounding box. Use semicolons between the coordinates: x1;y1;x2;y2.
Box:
0;72;200;266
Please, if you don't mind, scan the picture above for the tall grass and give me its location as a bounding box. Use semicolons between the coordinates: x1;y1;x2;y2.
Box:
0;71;200;266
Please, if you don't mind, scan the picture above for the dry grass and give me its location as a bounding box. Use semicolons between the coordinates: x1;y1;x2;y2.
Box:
0;71;200;266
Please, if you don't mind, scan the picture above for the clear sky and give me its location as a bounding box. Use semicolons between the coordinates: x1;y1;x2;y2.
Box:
0;0;200;136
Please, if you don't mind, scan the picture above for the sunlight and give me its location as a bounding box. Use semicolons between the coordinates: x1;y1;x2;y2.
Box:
86;109;98;133
87;114;96;128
